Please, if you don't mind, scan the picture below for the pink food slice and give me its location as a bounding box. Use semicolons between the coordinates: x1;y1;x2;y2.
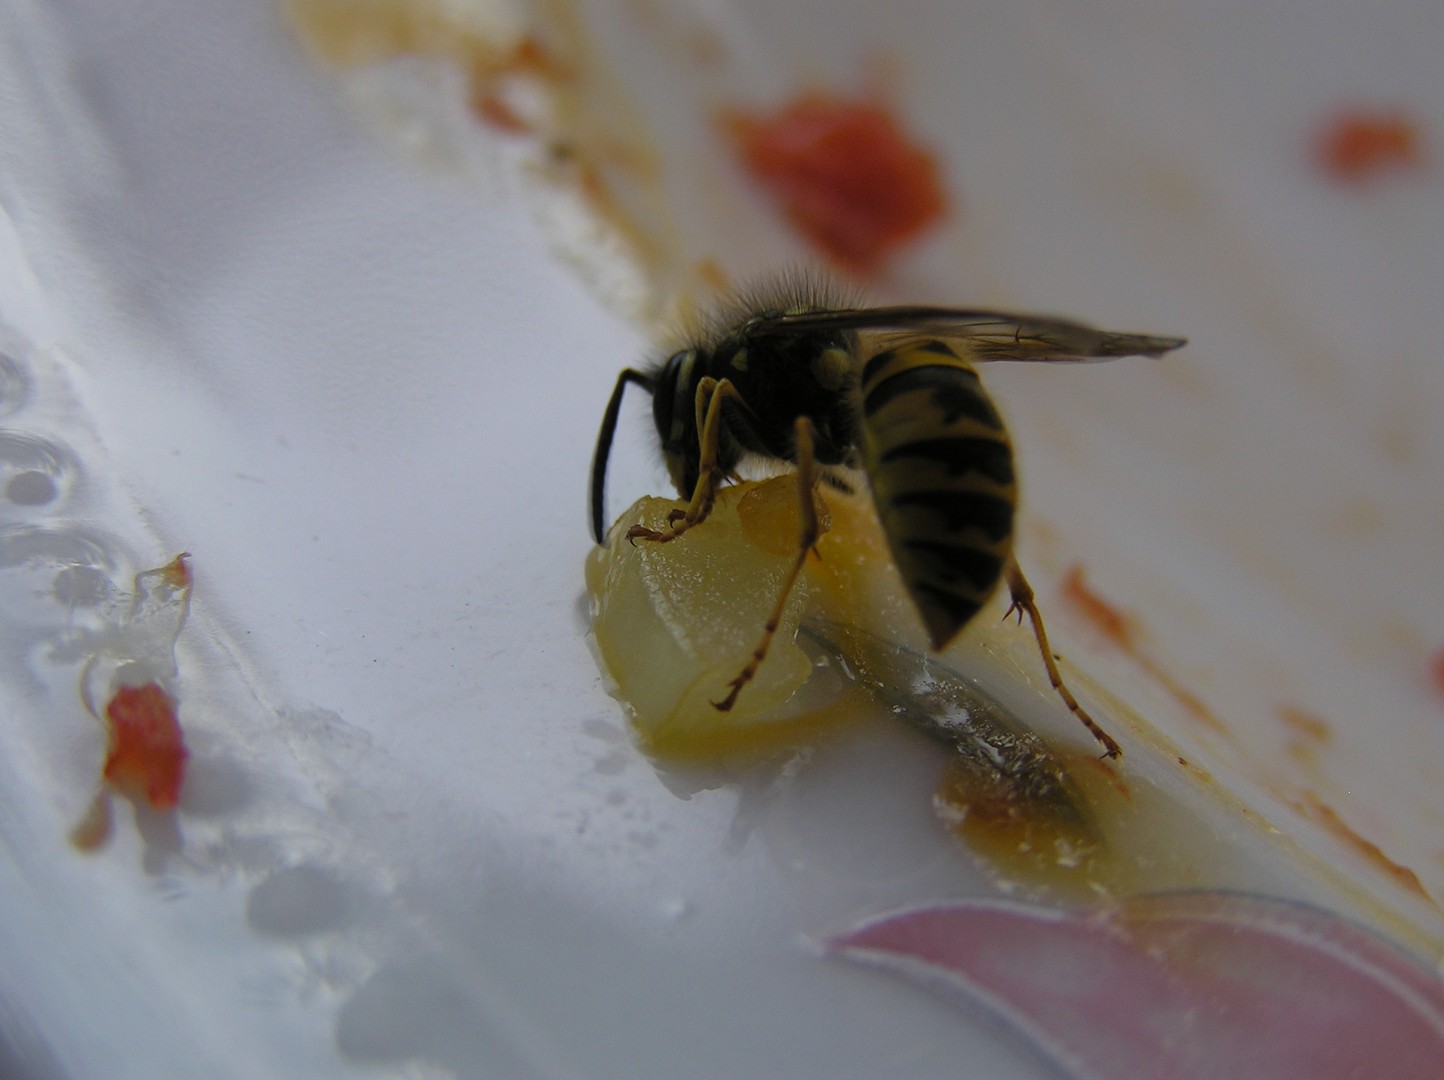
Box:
826;892;1444;1078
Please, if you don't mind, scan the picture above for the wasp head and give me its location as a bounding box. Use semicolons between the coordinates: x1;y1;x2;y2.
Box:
588;345;729;544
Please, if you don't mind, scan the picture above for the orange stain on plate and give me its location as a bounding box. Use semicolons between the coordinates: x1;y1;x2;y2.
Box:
723;93;949;275
1060;565;1227;737
1277;704;1333;766
286;0;567;137
464;36;569;135
1293;791;1431;904
102;683;188;810
1060;564;1138;650
1430;646;1444;701
1315;108;1426;184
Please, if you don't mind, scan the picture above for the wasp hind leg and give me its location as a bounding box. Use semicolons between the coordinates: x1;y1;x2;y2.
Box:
628;376;743;544
714;416;826;712
1004;561;1122;760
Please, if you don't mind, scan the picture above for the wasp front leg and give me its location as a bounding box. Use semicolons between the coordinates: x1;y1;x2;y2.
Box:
713;415;827;712
1004;561;1122;760
628;376;744;544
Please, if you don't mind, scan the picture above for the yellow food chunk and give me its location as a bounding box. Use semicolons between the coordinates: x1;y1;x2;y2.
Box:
586;474;991;759
587;478;856;758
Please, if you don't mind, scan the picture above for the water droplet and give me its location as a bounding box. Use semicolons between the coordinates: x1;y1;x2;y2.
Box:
0;431;80;512
52;563;110;607
7;470;56;505
0;524;124;629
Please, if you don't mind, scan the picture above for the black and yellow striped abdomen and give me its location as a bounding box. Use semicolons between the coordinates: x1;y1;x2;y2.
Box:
854;339;1017;650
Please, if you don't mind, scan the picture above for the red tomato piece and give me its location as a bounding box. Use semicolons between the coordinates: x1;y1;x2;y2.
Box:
1315;109;1425;183
726;94;949;274
103;683;188;809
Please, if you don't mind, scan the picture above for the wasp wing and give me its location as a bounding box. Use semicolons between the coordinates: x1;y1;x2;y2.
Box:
752;307;1185;363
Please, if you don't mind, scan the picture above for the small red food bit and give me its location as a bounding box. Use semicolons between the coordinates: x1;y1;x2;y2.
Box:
1315;108;1425;183
473;92;530;134
725;93;948;274
103;683;188;809
1430;647;1444;699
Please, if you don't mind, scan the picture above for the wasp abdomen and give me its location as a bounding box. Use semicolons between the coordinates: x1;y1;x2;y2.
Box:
857;340;1018;649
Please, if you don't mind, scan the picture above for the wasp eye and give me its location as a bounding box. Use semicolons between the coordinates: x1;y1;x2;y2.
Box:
651;351;688;433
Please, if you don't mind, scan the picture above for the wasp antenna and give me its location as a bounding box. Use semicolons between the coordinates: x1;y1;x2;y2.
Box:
590;368;655;544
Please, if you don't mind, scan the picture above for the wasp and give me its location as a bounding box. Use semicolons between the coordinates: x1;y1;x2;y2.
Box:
589;283;1185;758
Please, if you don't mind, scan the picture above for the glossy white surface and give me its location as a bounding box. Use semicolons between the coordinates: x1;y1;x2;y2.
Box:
2;1;1441;1077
